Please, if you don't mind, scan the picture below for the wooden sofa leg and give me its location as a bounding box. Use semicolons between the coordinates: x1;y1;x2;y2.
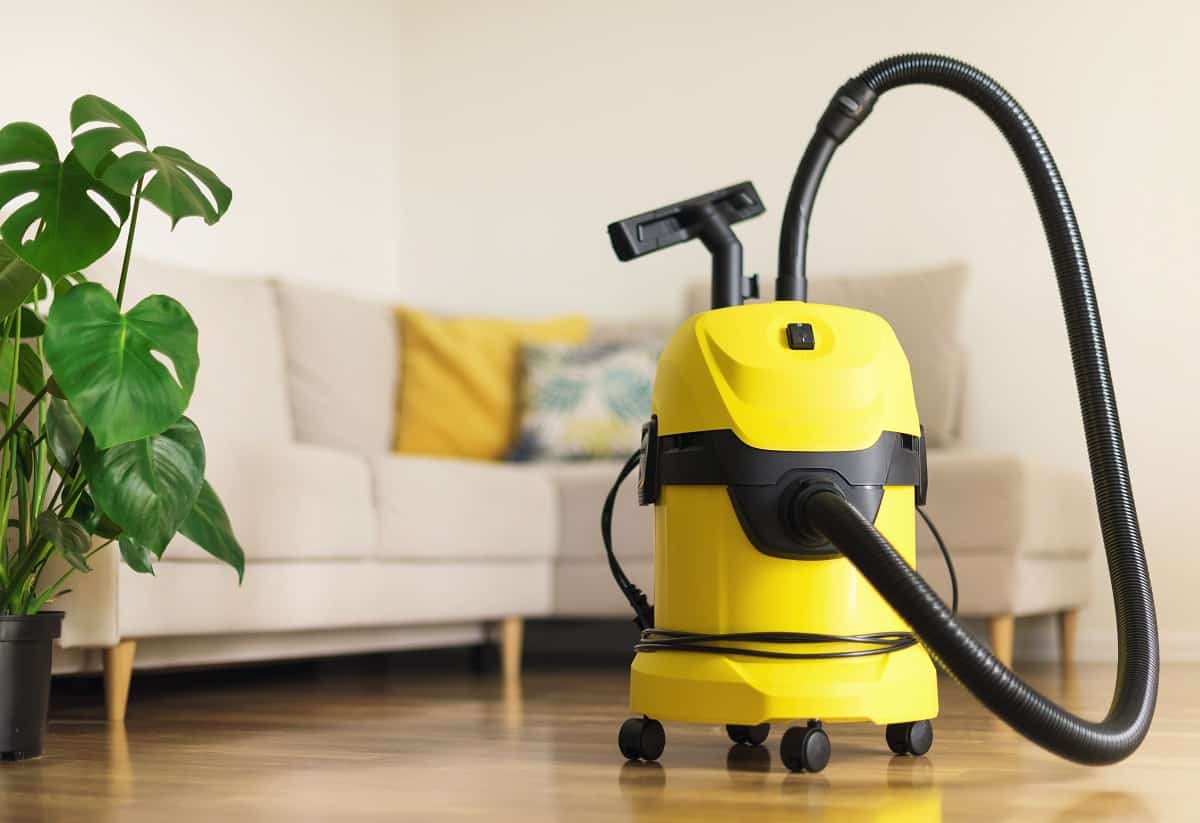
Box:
103;640;136;723
987;614;1015;668
1057;609;1078;670
499;616;523;682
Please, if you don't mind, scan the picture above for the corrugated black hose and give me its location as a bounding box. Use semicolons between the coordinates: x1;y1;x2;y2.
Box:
782;54;1158;765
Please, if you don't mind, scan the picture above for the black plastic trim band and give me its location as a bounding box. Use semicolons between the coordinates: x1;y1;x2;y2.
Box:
656;429;922;489
649;427;924;560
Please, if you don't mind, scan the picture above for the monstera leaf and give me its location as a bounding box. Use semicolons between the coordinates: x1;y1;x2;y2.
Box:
73;490;124;543
16;307;45;338
0;341;41;394
44;283;198;448
35;512;91;572
70;96;231;227
118;535;156;575
0;123;130;278
16;343;42;393
80;417;205;556
179;480;244;581
45;397;84;473
0;241;41;318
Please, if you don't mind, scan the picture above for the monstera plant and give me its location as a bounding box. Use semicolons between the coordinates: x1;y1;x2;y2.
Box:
0;95;242;620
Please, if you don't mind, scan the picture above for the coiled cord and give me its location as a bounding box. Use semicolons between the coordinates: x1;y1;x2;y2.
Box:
635;629;916;660
782;54;1158;765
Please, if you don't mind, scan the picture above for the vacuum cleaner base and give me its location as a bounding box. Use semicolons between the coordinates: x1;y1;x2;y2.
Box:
630;644;938;725
623;645;938;771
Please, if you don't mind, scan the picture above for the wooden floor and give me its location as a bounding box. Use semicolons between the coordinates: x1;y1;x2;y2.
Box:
0;657;1195;822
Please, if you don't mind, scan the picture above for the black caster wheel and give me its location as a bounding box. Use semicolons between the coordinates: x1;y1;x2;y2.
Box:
726;723;770;746
885;720;933;756
619;716;665;762
780;720;831;773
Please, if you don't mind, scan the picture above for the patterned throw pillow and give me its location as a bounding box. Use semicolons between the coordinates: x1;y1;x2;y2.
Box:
510;341;659;460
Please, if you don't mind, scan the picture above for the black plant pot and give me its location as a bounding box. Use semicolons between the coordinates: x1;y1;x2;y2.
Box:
0;611;63;760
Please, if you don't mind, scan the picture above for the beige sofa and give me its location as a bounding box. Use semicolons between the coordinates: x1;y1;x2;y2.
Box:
50;259;1096;720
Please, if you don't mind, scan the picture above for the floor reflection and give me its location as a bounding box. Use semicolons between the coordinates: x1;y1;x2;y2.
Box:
107;723;133;801
501;673;524;731
725;743;771;774
613;743;1167;823
618;748;944;823
1050;790;1153;822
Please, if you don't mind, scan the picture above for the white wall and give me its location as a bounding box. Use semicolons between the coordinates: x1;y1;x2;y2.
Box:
5;0;397;297
394;0;1200;662
5;2;1196;661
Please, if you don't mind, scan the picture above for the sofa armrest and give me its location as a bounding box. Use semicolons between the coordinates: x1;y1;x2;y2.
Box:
47;536;121;649
921;449;1097;556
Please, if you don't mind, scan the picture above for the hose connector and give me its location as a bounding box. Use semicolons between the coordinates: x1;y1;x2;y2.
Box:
781;478;846;549
818;78;878;143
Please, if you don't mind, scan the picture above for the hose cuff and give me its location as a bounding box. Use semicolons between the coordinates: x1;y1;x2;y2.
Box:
783;480;845;549
818;78;878;143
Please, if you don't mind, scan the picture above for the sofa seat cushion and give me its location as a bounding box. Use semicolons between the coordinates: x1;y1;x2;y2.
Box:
165;439;376;563
117;558;553;639
921;450;1096;557
373;455;556;560
547;460;652;560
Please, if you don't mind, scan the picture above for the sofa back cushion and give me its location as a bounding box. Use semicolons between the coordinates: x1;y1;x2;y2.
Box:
685;263;967;446
510;340;659;461
272;280;398;456
90;257;294;444
393;308;590;460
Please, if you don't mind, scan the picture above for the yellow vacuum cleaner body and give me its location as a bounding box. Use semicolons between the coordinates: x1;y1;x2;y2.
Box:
605;55;1159;772
632;299;938;727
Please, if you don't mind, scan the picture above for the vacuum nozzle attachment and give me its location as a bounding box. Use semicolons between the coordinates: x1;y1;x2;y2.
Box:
607;182;765;309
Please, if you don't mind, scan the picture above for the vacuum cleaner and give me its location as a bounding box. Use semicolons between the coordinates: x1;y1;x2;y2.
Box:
602;54;1158;773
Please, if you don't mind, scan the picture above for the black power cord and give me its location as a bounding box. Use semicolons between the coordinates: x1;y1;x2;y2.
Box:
918;506;958;615
601;451;653;630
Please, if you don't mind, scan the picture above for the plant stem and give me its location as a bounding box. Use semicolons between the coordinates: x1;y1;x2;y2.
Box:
0;311;18;609
32;295;49;515
0;316;8;590
46;463;72;515
26;538;115;614
0;383;50;454
47;452;84;515
116;179;143;309
4;308;16;426
15;480;90;611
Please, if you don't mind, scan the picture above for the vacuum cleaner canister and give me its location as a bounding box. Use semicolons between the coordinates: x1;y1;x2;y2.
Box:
603;54;1158;773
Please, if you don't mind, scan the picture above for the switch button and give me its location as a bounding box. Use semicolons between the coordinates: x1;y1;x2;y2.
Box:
786;322;815;350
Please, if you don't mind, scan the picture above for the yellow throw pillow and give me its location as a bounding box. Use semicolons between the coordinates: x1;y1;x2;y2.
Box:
393;308;590;459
